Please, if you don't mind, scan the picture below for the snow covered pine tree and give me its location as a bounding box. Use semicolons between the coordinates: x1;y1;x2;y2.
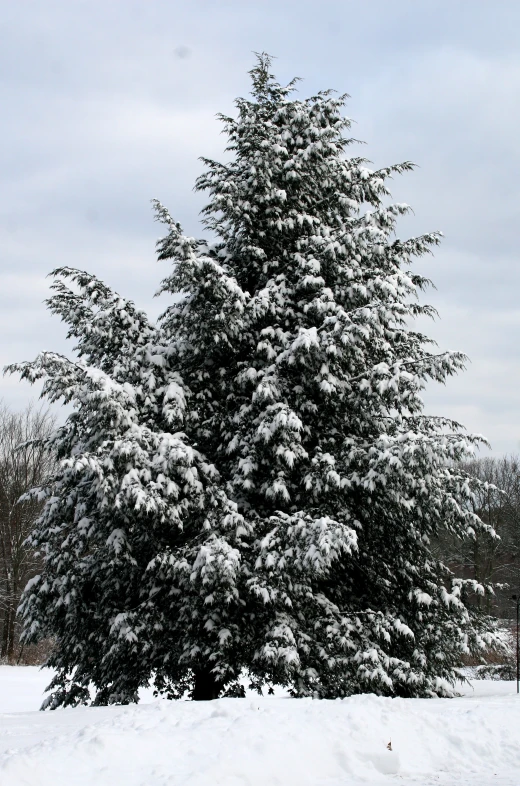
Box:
6;55;500;706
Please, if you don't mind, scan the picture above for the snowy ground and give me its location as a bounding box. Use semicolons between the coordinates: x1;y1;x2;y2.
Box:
0;668;519;785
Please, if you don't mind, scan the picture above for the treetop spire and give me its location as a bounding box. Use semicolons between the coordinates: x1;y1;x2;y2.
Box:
249;51;300;102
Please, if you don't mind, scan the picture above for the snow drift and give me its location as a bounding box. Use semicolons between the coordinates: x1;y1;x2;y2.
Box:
0;668;519;785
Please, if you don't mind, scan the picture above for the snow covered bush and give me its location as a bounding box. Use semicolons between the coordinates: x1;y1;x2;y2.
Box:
6;55;502;706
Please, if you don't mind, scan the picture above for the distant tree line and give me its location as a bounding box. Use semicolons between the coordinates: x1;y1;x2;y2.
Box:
435;455;520;619
0;403;55;662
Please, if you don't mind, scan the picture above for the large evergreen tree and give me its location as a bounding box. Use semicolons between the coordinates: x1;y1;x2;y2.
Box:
7;55;500;706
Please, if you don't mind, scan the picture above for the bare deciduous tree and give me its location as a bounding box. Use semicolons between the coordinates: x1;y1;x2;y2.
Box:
0;403;56;662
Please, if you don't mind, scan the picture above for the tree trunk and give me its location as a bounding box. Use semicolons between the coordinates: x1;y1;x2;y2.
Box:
6;604;15;662
1;606;11;660
1;603;16;662
193;668;223;701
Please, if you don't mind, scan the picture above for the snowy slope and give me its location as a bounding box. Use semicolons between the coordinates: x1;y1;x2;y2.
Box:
0;668;519;785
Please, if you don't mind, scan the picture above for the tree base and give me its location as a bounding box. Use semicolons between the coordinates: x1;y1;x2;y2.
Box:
193;668;223;701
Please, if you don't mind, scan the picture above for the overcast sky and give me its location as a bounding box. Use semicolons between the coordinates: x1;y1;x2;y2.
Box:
1;0;519;455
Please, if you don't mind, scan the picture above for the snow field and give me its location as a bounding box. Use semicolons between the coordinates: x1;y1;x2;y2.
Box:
0;669;519;785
